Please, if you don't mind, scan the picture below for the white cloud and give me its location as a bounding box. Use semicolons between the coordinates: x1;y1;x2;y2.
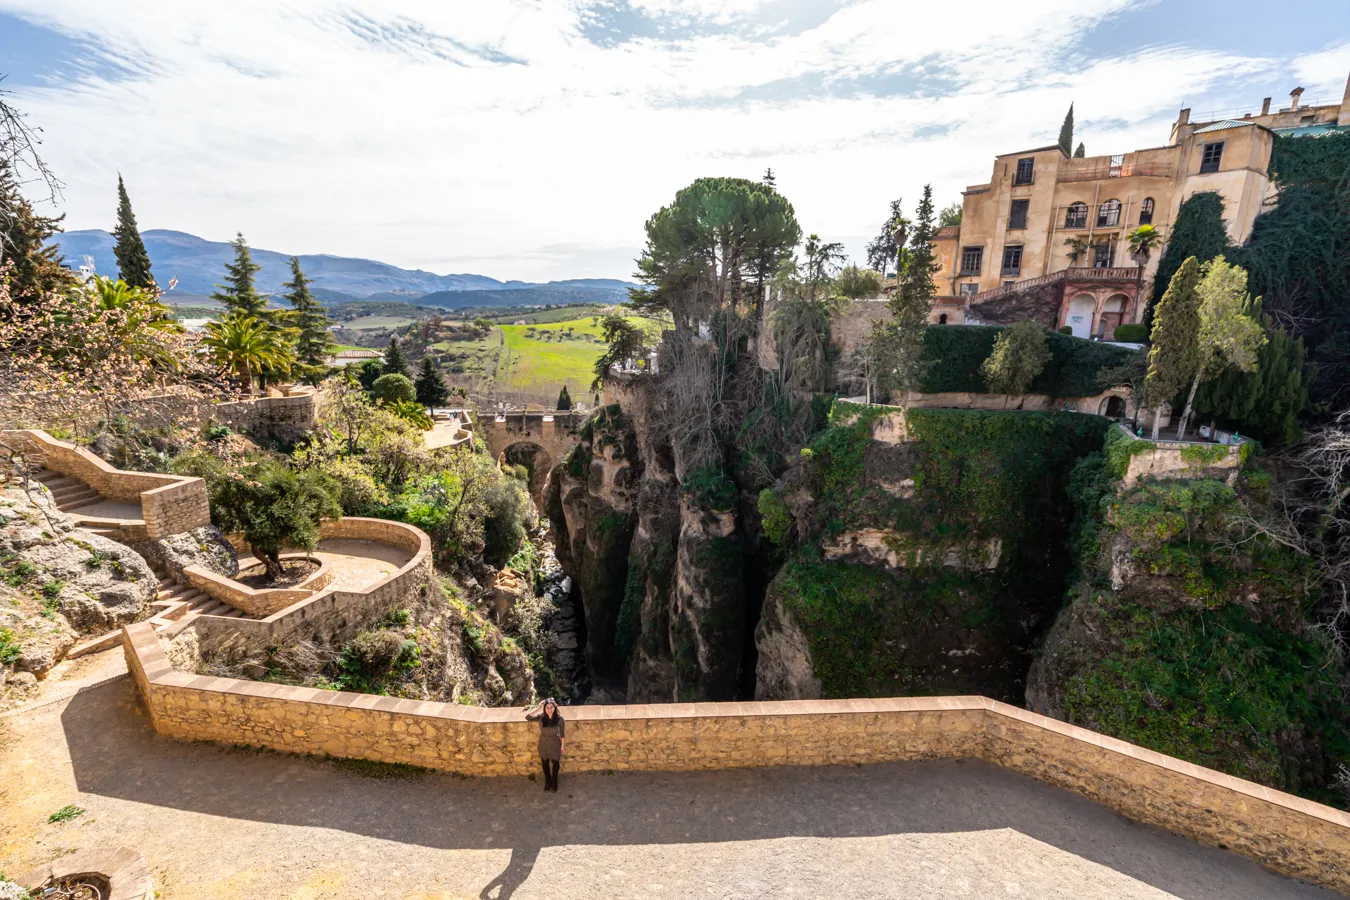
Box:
1;0;1337;281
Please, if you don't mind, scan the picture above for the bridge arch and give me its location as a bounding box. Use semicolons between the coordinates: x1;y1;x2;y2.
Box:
477;411;584;501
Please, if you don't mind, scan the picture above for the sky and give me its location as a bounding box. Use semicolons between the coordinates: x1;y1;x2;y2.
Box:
1;0;1347;283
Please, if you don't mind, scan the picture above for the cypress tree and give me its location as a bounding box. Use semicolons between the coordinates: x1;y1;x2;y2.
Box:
415;357;450;408
1144;258;1203;439
556;385;572;410
1074;142;1086;158
282;256;334;382
0;163;75;305
211;232;266;317
112;174;155;290
1058;104;1074;156
383;336;409;377
894;184;938;315
1145;192;1229;330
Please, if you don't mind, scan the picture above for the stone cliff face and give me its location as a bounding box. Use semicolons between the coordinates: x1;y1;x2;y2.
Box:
546;403;642;679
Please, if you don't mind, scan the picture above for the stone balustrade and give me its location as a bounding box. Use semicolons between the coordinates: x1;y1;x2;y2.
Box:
122;621;1350;894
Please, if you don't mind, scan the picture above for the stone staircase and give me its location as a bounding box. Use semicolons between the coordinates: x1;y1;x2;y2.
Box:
33;468;104;513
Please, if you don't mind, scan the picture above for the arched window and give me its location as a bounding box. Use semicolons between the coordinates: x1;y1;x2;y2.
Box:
938;313;948;325
1064;202;1088;229
1139;197;1155;225
1097;199;1122;227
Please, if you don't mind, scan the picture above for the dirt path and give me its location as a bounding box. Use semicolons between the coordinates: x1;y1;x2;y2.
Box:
0;654;1336;899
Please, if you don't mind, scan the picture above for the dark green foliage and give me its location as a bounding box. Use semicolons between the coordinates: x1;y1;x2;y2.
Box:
1112;323;1148;342
833;264;883;300
1235;131;1350;406
113;175;154;290
1145;193;1229;329
1073;142;1086;159
0;627;20;665
981;320;1052;395
283;256;334;381
1058;326;1072;334
555;385;572;410
415;357;450;408
382;336;410;378
371;373;415;404
333;629;420;694
1194;318;1310;445
201;457;340;581
1058;104;1074;156
917;325;1142;396
1144;257;1203;419
591;315;650;389
893;184;939;319
356;358;384;392
865;198;909;278
211;232;266;317
682;465;738;511
937;202;962;228
1063;601;1350;801
632;176;801;323
0;163;75;304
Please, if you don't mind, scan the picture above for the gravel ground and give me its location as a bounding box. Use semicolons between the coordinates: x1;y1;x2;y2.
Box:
0;650;1337;900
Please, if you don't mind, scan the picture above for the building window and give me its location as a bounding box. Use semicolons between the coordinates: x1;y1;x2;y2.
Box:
1093;241;1113;268
1007;199;1029;230
959;246;983;276
1013;157;1034;185
959;282;978;297
1001;245;1023;277
1096;199;1122;228
1064;202;1088;229
1139;197;1155;225
1199;142;1224;174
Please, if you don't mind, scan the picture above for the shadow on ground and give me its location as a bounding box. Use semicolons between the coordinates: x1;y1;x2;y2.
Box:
56;679;1332;900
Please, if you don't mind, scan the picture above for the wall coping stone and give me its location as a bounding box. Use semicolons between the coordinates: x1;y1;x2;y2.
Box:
122;619;1350;893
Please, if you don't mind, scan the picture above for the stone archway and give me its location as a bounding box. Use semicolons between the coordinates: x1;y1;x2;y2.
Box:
1100;395;1127;418
1098;294;1129;340
1065;294;1095;338
500;441;555;502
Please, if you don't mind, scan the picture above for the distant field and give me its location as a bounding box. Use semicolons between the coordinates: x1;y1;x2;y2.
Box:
496;315;666;392
344;316;417;332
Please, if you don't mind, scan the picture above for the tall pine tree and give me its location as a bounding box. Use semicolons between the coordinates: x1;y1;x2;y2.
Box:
282;256;334;383
383;336;410;377
895;184;938;315
1145;192;1229;330
113;174;154;290
556;384;572;410
211;232;266;317
0;163;75;306
1058;104;1074;156
415;357;450;408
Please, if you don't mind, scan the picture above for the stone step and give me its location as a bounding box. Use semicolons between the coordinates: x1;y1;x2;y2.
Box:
197;600;229;616
40;475;83;492
50;482;94;498
33;469;71;484
57;493;103;511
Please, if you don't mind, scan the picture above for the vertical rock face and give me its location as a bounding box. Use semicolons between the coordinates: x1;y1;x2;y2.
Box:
669;500;745;701
753;576;821;700
546;405;642;678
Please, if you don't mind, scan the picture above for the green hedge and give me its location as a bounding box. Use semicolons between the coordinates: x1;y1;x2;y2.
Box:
919;325;1143;396
1111;323;1148;343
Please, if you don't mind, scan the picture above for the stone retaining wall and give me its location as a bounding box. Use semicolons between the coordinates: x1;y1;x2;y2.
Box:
1118;425;1243;487
122;621;1350;893
182;555;333;617
209;390;318;444
2;429;210;538
189;517;433;648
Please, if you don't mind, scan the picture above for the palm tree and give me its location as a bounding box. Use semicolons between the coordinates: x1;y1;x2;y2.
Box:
1128;225;1163;275
202;312;294;392
88;275;179;332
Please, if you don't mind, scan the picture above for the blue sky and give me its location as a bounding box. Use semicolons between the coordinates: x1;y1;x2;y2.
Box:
1;0;1346;282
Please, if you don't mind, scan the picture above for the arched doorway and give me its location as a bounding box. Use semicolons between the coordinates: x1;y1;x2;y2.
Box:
1100;395;1127;419
1098;294;1128;340
500;441;554;503
1065;294;1095;338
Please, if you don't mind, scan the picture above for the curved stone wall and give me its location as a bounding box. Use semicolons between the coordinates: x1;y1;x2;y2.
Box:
122;622;1350;894
186;517;433;648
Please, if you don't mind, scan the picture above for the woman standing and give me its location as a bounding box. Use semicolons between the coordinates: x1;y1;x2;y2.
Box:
525;698;565;792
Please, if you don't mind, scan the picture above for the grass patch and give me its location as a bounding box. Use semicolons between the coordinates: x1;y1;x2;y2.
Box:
47;804;85;823
325;755;430;780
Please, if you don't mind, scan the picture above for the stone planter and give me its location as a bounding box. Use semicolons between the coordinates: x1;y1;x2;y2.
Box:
18;846;152;900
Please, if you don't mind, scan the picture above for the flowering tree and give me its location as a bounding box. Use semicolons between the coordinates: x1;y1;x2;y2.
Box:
0;269;225;437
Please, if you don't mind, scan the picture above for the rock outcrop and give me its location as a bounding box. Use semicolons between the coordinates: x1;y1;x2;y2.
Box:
129;526;238;581
0;482;157;676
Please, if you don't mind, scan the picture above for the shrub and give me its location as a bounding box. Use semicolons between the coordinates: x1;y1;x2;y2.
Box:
758;488;793;544
1058;326;1073;335
919;324;1142;396
1112;323;1148;343
372;373;416;404
682;465;738;511
47;804;84;823
388;399;433;430
981;320;1052;394
0;627;20;665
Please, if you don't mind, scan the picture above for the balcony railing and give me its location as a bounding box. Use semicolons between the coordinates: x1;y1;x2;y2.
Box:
1057;162;1173;183
971;266;1140;303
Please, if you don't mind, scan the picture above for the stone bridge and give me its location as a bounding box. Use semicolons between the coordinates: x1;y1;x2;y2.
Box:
477;411;585;497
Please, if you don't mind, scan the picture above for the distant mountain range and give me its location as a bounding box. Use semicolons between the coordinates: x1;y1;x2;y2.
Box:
48;229;637;308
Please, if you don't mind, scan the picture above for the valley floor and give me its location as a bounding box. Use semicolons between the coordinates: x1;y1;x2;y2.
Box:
0;650;1334;900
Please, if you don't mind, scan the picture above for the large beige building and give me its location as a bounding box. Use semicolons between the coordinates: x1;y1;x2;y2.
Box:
928;74;1350;339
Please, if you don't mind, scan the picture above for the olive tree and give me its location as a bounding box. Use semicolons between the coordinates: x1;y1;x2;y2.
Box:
982;320;1052;395
207;458;341;582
